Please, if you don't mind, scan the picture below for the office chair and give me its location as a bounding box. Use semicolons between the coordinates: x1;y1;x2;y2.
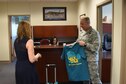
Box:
40;39;50;45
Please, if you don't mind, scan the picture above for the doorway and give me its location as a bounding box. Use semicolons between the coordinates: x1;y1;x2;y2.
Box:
97;0;112;83
9;15;30;62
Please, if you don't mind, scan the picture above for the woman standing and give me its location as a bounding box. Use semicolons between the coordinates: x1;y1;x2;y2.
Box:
14;21;41;84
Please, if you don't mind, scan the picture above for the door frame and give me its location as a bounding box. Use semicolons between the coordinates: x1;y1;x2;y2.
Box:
8;15;30;62
96;0;113;82
120;0;126;83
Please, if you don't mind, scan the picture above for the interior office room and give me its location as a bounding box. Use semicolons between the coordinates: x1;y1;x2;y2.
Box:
0;0;126;84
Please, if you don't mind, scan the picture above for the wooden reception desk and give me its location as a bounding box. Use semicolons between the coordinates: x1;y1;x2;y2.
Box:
34;45;68;84
33;25;78;84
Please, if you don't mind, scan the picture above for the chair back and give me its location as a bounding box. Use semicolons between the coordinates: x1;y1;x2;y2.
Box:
40;39;50;45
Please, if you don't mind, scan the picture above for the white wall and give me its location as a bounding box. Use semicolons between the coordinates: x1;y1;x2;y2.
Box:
77;0;87;36
30;2;77;25
77;0;87;26
0;3;10;61
0;2;78;61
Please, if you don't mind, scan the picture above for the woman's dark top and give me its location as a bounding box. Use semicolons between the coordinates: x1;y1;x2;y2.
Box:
14;37;40;84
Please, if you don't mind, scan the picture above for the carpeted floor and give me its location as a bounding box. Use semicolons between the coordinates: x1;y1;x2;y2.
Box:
0;61;110;84
0;62;15;84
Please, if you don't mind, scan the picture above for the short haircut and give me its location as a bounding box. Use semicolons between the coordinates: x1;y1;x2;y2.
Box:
81;16;90;24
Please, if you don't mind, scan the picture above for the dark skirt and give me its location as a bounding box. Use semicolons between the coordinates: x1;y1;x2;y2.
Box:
15;61;40;84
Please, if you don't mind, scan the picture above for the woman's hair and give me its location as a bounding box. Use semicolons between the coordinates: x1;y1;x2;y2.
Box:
53;36;58;44
17;21;31;40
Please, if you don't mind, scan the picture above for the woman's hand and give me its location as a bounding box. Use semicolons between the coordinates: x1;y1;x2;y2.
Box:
36;53;42;58
35;53;42;61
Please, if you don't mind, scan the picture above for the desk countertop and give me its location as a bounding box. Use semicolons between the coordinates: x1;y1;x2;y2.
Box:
34;45;63;49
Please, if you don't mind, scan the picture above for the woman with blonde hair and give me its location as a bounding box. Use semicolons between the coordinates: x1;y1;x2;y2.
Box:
14;21;41;84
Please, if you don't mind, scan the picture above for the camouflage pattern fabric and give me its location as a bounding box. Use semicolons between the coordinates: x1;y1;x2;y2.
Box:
78;27;102;84
88;62;102;84
78;27;101;62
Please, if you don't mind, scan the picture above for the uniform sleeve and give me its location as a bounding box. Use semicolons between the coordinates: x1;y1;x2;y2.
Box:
86;31;101;53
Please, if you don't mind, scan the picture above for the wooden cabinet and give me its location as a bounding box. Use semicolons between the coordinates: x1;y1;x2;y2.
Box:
33;25;78;45
102;23;112;33
101;51;111;83
102;23;112;83
101;58;111;83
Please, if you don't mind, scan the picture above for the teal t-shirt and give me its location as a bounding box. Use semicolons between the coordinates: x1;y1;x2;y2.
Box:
61;43;90;81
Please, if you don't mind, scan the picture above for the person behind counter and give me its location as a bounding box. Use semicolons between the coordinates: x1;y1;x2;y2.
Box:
52;36;59;45
14;21;41;84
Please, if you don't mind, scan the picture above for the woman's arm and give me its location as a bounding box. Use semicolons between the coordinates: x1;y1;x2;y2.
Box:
26;39;41;63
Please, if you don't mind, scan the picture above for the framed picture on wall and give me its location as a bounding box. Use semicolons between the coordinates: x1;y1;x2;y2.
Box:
43;7;66;21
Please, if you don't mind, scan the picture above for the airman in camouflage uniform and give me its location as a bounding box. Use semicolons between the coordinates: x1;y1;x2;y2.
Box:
77;17;102;84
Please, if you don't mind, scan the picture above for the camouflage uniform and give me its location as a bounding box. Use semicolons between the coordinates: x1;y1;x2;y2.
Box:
78;27;102;84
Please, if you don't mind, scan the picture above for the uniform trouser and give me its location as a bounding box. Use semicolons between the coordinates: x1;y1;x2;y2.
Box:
88;61;102;84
